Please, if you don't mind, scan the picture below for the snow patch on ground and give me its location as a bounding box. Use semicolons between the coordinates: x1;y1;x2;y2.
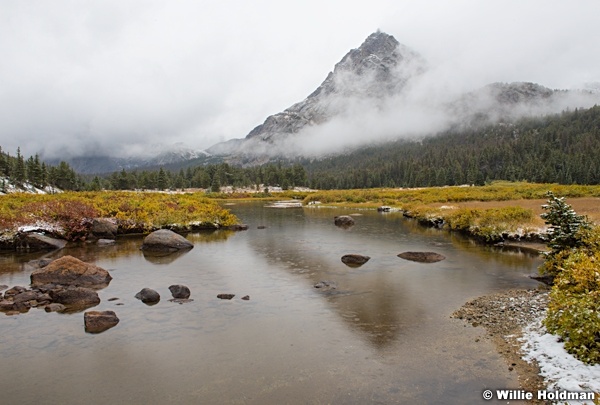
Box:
521;315;600;404
18;221;64;235
0;176;61;195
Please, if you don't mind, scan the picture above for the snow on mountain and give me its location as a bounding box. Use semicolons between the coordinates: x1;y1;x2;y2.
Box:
207;31;427;159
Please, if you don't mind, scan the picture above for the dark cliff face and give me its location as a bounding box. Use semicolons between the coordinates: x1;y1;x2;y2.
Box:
219;31;426;150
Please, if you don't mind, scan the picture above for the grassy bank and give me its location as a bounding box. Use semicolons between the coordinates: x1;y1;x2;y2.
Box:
0;191;239;239
302;182;600;243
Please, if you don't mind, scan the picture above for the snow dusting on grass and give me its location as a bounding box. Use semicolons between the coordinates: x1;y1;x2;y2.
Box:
521;316;600;404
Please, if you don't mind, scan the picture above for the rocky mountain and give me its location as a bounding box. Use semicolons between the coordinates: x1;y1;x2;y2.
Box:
207;31;427;159
207;31;599;164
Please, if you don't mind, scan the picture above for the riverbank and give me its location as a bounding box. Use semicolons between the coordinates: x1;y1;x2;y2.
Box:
453;289;550;403
453;289;600;405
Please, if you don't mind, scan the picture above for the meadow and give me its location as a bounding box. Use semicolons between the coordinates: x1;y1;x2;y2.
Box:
0;191;239;240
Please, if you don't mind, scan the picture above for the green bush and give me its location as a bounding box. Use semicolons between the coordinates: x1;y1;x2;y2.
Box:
545;287;600;364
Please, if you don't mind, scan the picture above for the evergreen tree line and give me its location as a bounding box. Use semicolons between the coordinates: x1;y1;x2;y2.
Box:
94;162;309;192
0;147;83;191
302;105;600;189
4;105;598;193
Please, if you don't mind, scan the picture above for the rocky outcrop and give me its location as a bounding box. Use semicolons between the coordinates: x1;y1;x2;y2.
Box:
334;216;355;228
84;310;120;333
397;251;446;263
30;255;112;288
140;229;194;252
135;288;160;304
341;254;370;267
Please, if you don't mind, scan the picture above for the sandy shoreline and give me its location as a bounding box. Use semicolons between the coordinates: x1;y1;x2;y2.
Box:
453;288;551;404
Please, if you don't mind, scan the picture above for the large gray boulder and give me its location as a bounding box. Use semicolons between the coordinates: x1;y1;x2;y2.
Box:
30;255;112;288
141;229;193;252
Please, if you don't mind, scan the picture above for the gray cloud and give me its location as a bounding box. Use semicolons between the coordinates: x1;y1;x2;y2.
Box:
1;0;599;159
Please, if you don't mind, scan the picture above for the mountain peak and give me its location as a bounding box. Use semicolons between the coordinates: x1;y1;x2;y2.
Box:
231;31;426;149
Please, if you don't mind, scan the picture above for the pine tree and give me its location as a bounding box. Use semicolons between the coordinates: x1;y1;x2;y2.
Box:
541;191;591;254
13;147;26;184
157;168;168;190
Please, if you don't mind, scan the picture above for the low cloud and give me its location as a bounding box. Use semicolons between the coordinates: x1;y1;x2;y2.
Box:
0;1;599;160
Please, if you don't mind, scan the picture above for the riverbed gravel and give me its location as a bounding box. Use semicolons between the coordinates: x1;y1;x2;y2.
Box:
452;288;551;404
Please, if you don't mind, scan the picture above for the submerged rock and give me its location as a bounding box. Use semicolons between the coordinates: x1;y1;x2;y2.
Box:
217;294;235;300
44;303;66;313
341;254;370;267
30;255;112;288
227;224;249;231
397;251;446;263
140;229;193;252
97;239;116;246
314;280;337;291
84;310;120;333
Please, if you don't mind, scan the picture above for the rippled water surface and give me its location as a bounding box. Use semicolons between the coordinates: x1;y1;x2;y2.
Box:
0;202;543;404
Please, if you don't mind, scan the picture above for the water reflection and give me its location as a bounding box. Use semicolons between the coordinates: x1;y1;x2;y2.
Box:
142;248;191;264
232;203;541;351
0;201;542;404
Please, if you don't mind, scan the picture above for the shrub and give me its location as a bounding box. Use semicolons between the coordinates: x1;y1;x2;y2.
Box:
545;287;600;364
541;199;600;364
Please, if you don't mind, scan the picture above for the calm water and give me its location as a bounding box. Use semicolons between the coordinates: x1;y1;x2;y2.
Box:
0;202;543;404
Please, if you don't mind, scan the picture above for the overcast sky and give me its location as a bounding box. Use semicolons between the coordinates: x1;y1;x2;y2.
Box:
1;0;599;159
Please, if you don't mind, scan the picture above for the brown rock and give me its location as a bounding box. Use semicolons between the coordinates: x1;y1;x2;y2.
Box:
397;251;446;263
334;216;355;228
341;254;370;267
84;310;120;333
168;284;191;299
49;287;100;309
135;288;160;304
30;255;112;288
